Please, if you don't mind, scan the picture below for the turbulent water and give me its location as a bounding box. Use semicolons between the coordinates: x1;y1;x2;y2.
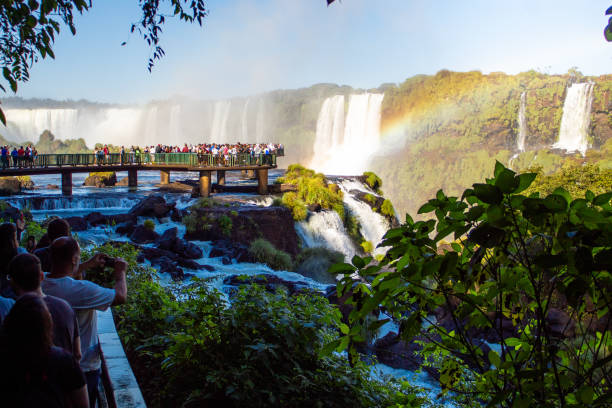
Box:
517;91;527;152
309;93;384;175
553;82;594;155
295;210;357;260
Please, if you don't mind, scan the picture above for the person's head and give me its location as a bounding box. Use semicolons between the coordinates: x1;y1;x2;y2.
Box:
0;222;18;250
50;237;80;276
47;218;71;242
2;293;53;361
8;253;43;295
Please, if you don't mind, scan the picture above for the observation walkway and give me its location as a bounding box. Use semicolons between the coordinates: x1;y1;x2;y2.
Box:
0;152;280;196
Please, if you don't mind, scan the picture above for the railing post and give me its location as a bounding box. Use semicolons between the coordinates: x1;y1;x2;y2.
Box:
128;169;138;190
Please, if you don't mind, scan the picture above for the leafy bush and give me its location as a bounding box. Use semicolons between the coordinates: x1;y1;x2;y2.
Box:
191;197;219;209
363;193;377;205
117;281;432;407
360;240;373;254
271;197;283;206
81;242;146;286
524;163;612;199
217;214;232;237
380;199;395;218
248;239;293;271
20;220;45;247
331;161;612;407
363;171;383;195
143;219;155;231
277;164;344;221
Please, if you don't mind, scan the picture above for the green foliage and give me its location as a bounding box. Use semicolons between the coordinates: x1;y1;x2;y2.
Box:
248;238;293;271
278;164;345;221
524;164;612;199
360;240;373;254
36;131;89;153
330;161;612;407
217;214;232;237
363;171;383;195
20;220;45;247
143;219;155;231
363;193;377;205
271;197;283;206
81;242;147;286
182;213;199;234
117;279;431;408
380;199;395;218
191;197;219;209
344;212;363;248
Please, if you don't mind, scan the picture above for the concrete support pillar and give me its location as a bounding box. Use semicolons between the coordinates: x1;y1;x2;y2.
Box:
199;171;211;197
160;170;170;185
61;171;72;196
128;169;138;189
247;169;255;179
217;170;226;186
257;168;268;195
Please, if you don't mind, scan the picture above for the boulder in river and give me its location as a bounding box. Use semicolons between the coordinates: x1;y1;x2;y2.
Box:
156;227;203;259
83;172;117;187
85;212;108;226
0;178;21;195
129;195;174;218
64;216;88;232
130;225;160;244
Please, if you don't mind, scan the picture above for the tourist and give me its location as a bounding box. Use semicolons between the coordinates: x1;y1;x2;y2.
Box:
0;293;89;408
0;295;14;324
1;145;8;169
0;222;27;299
8;253;82;360
34;218;72;272
26;235;37;253
42;237;127;407
11;147;18;168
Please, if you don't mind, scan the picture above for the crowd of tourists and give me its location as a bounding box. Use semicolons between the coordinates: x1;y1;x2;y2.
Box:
0;218;127;407
0;145;38;169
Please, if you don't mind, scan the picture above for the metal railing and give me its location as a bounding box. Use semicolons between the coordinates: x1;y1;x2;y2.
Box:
0;153;277;169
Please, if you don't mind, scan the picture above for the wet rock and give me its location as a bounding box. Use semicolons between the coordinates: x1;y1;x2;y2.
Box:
46;184;59;190
201;264;215;272
170;208;184;222
222;257;232;265
64;216;88;232
83;172;117;187
129;195;173;218
373;332;424;371
547;308;575;338
0;178;21;195
130;225;159;244
108;213;137;225
115;221;136;235
156;227;203;259
116;177;129;186
140;247;178;262
85;212;107;226
307;203;322;212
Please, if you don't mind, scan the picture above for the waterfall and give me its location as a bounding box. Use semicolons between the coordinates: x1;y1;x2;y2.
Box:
309;93;384;175
6;196;140;211
295;210;356;260
553;82;594;155
168;105;182;144
337;179;391;257
241;99;250;141
210;101;232;143
255;99;265;142
517;92;527;152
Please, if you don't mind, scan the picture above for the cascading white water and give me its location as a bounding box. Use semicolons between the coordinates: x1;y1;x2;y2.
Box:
256;99;265;142
517;92;527;152
309;93;384;175
210;101;232;143
241;99;250;141
553;82;594;156
295;210;356;260
168;105;182;144
6;196;140;211
337;179;390;257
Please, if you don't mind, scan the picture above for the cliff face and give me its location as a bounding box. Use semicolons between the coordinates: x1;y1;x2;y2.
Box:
369;71;612;218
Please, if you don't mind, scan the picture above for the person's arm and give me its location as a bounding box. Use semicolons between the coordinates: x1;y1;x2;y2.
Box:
75;253;106;280
67;384;89;408
111;259;128;306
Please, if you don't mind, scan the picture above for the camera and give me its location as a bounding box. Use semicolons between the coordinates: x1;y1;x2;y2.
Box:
104;256;116;268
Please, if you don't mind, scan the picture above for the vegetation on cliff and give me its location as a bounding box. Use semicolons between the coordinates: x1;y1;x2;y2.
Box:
330;162;612;407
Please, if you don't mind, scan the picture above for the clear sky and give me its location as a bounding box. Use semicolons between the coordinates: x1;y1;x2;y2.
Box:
12;0;612;103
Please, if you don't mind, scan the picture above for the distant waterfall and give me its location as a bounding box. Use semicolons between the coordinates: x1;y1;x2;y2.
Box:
256;99;265;142
553;82;594;155
309;93;384;175
168;105;181;144
517;92;527;152
241;99;250;141
337;179;391;257
210;101;231;143
295;210;356;260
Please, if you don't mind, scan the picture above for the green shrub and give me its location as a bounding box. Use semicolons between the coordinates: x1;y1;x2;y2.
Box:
281;191;308;221
380;199;395;218
217;214;233;237
229;210;238;217
191;197;218;209
360;240;373;254
143;219;155;231
363;171;383;195
248;238;293;271
363;193;377;205
271;197;283;206
182;213;198;233
20;220;46;247
333;161;612;407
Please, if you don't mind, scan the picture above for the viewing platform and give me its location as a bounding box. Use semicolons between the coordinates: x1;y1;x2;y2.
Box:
0;152;280;196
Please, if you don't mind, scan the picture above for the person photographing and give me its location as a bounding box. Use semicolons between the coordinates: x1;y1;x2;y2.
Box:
41;237;128;408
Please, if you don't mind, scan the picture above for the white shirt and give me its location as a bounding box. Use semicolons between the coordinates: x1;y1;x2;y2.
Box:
42;276;115;372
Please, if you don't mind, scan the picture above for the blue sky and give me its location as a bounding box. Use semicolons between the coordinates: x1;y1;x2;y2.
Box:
13;0;612;103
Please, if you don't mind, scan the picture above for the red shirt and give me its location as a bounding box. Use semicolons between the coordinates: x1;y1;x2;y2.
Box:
17;148;24;156
182;146;189;153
